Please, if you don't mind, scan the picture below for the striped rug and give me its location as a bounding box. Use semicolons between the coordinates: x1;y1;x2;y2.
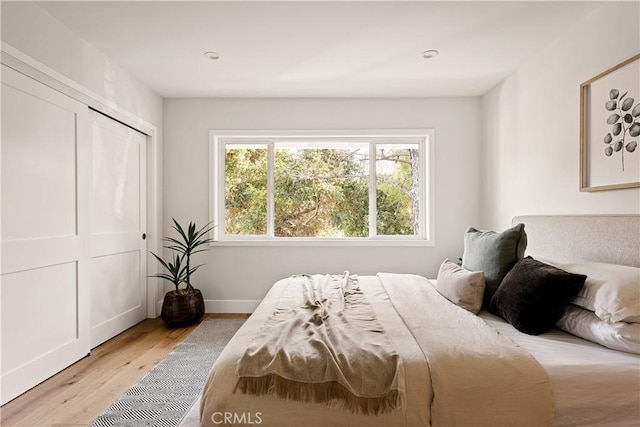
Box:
91;318;245;427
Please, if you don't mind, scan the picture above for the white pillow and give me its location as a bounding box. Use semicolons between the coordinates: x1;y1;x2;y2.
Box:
556;305;640;354
436;259;485;314
556;262;640;324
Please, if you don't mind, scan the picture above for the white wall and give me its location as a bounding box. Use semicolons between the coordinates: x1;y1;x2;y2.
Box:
164;98;482;311
1;1;162;127
482;1;640;230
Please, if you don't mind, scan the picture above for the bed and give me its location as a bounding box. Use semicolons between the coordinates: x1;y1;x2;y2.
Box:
199;215;640;426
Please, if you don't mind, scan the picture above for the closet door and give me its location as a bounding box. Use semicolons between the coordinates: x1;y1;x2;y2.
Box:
1;65;91;404
89;111;147;348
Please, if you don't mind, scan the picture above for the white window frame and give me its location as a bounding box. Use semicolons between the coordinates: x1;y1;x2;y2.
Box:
210;129;435;247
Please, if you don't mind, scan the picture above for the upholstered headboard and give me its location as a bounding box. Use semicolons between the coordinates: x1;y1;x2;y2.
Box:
512;215;640;268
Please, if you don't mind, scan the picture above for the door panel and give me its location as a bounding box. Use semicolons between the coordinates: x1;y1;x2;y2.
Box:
2;263;79;373
1;83;77;240
1;65;90;405
92;120;141;233
89;111;147;348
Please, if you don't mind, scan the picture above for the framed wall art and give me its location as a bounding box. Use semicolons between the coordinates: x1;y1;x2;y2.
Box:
580;53;640;191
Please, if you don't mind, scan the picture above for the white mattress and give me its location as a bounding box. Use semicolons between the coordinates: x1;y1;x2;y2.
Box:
479;311;640;427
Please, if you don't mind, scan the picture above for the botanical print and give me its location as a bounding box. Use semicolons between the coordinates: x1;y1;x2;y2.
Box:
581;54;640;191
603;88;639;171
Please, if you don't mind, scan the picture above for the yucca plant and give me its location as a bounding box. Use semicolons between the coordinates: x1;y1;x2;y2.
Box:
151;218;214;293
150;219;215;326
162;218;215;292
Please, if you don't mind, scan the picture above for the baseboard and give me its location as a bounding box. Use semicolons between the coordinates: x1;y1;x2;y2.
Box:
204;299;260;314
154;299;259;316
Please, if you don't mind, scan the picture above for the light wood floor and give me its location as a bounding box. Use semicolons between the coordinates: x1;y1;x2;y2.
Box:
0;313;249;427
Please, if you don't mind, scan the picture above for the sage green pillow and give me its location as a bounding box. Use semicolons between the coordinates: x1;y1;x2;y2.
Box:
462;223;527;309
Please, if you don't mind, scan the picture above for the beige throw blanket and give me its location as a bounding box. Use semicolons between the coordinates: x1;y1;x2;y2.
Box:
235;272;405;415
379;273;554;426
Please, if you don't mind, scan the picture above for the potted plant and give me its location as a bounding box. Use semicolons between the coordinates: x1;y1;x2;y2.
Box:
151;219;214;326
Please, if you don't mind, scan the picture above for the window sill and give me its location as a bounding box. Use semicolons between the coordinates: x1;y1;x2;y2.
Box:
209;239;435;247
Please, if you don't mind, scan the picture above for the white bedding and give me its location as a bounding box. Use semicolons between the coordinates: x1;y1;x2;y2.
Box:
479;310;640;427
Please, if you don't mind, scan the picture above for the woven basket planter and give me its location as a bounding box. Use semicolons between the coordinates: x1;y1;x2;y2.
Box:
161;289;205;327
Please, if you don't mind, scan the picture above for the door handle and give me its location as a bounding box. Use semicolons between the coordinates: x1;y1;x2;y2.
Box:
142;233;146;240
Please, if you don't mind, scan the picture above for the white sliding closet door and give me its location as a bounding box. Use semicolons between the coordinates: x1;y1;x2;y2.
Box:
1;65;91;404
89;111;147;348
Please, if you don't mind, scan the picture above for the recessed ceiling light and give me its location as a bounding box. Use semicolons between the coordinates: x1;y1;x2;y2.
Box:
422;50;439;59
203;51;220;60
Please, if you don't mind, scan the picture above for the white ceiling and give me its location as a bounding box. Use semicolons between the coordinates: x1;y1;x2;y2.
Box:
36;1;602;98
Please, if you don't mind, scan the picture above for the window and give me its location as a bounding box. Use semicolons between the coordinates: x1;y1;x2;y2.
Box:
210;130;434;246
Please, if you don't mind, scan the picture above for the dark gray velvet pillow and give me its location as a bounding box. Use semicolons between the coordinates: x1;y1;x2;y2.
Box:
491;257;587;335
462;223;527;309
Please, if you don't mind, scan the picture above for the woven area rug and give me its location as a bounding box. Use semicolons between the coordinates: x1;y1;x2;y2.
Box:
91;318;245;427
